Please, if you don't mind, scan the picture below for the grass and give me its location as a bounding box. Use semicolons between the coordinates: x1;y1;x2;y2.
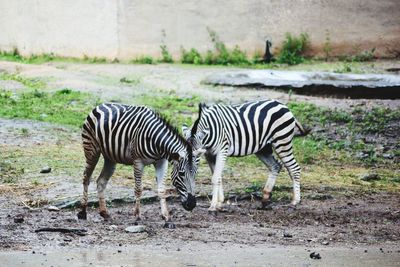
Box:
0;88;99;128
0;72;46;89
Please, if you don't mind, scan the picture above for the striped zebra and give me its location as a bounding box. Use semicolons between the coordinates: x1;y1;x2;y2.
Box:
182;100;309;211
77;103;197;228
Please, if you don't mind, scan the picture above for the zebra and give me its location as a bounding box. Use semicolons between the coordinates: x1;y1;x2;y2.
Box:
77;103;197;228
182;99;309;212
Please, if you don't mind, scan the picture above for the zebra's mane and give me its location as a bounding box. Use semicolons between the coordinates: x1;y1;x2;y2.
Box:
191;103;207;136
153;111;194;163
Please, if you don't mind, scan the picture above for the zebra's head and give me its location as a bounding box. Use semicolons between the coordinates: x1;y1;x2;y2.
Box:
170;149;199;211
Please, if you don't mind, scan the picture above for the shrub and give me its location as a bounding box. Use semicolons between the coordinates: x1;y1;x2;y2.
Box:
181;48;203;64
277;33;310;65
131;55;154;64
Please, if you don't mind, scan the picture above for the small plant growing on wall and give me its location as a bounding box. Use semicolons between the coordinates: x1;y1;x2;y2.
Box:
323;30;333;62
277;32;310;65
159;29;174;63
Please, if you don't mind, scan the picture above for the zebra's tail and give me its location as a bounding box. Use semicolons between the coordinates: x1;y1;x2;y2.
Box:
294;120;311;137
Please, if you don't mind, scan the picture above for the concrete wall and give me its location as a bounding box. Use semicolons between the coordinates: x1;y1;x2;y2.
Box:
0;0;118;58
1;0;399;59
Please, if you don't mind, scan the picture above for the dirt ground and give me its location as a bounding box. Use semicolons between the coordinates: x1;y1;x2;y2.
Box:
0;60;399;265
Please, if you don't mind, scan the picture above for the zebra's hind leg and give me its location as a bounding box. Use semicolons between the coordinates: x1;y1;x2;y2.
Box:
273;141;301;206
78;149;100;220
133;160;145;224
154;159;175;229
97;159;116;220
256;145;282;209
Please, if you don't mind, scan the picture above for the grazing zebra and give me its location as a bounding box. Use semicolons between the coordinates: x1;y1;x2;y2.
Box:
182;100;309;211
77;103;197;228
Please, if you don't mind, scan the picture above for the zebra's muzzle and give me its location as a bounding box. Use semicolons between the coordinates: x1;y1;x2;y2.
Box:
182;193;196;211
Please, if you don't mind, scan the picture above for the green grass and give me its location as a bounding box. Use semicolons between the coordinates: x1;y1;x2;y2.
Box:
0;89;99;128
0;72;46;89
139;94;200;127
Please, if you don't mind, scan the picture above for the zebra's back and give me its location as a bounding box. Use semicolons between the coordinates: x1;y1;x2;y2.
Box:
82;103;155;164
210;100;296;156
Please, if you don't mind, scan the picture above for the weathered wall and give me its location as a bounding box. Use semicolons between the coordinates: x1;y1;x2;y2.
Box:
0;0;118;58
0;0;399;59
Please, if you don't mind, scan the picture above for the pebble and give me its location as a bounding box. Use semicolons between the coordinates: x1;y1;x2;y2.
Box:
47;206;60;212
310;252;321;260
125;225;146;233
40;167;52;174
360;173;380;181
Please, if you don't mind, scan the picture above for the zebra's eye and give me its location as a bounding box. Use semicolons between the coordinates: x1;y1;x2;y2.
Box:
179;171;185;176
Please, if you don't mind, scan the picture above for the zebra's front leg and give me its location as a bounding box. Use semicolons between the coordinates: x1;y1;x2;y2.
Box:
154;159;175;229
209;152;227;212
133;160;144;223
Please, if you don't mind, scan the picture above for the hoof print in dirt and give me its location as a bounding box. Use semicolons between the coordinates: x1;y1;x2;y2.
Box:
310;252;321;260
208;210;219;216
163;221;176;229
77;211;87;220
14;216;24;223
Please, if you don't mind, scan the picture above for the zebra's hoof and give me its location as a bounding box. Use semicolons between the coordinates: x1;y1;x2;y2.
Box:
163;221;176;229
99;211;111;220
77;210;87;220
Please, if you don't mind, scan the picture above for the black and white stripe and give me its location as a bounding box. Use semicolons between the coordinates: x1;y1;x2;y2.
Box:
184;99;308;211
78;103;196;227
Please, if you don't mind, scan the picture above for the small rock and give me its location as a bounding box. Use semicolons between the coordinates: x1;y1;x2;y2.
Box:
361;173;380;181
283;233;293;238
382;153;393;159
310;252;321;259
47;206;60;212
14;217;24;223
322;240;329;245
40;167;52;174
125;225;146;233
108;225;118;230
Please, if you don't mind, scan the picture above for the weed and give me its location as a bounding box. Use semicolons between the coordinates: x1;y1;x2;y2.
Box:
334;63;353;73
20;128;29;136
277;33;310;65
120;77;141;85
31;178;40;186
131;56;154;64
323;30;333;61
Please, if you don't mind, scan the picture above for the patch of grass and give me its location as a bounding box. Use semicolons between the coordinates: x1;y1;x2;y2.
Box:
0;72;46;89
0;161;24;184
0;49;111;64
0;88;99;128
276;33;310;65
139;94;200;127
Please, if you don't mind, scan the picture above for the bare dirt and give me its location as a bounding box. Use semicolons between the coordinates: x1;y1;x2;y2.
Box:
1;61;400;266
